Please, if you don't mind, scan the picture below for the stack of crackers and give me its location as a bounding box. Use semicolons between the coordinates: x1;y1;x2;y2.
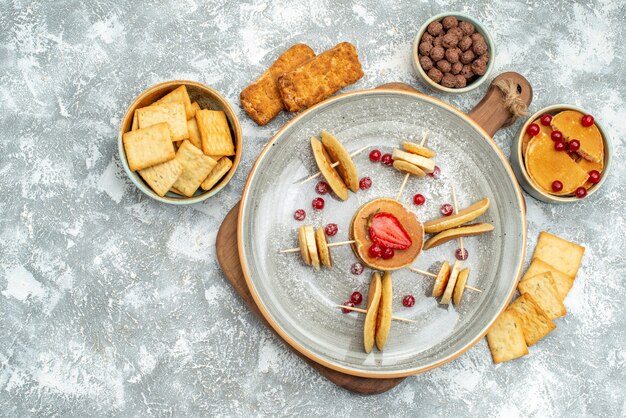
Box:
487;231;585;363
240;42;363;125
122;86;235;198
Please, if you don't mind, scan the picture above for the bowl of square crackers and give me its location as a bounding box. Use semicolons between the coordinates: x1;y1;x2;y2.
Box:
118;81;242;204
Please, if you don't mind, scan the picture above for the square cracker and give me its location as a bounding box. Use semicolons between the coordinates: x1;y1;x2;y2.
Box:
138;159;183;197
172;141;217;197
154;85;194;120
486;310;528;364
122;123;175;171
190;102;201;116
523;258;574;301
507;293;556;346
186;117;202;149
533;231;584;278
138;102;189;141
196;109;235;156
201;157;233;191
518;272;566;320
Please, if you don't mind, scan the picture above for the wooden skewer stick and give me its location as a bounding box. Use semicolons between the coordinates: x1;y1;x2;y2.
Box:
297;145;369;185
451;185;465;257
336;305;416;323
396;132;429;200
280;240;355;253
407;266;482;293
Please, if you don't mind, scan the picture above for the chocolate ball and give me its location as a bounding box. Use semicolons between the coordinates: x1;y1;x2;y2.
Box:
471;32;485;43
427;68;444;83
459;35;473;51
421;32;434;44
436;59;452;73
445;47;461;63
461;64;474;79
419;55;434;71
461;50;475;64
441;73;456;88
433;35;444;46
451;61;463;75
418;42;433;56
442;32;459;48
427;21;443;36
471;59;487;76
455;75;467;88
448;27;464;40
429;45;445;61
473;39;488;56
459;21;475;36
442;16;458;29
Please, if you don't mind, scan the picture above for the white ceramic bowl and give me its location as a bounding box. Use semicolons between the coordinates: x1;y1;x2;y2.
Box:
412;12;495;94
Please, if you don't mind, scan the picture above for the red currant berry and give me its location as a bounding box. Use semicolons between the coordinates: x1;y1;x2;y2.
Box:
575;187;587;199
551;130;563;142
554;141;566;152
342;301;355;314
568;139;581;152
315;181;329;195
402;295;415;308
381;247;395;260
413;193;426;205
312;197;325;210
294;209;306;221
350;291;363;305
381;153;393;166
581;114;594;127
359;177;372;190
368;243;383;258
455;248;468;260
540;114;552;126
588;170;601;184
428;166;441;178
325;223;338;236
551;180;563;192
350;262;364;275
369;149;382;162
441;203;454;216
526;123;540;137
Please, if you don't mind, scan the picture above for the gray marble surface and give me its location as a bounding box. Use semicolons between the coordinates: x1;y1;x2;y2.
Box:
1;0;624;416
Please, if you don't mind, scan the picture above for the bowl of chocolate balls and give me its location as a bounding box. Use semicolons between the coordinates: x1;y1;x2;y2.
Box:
412;13;495;93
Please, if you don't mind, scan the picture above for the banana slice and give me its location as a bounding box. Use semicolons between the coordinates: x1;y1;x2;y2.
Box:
375;271;393;351
315;227;332;268
441;261;462;304
432;261;451;298
392;149;435;173
453;268;470;306
321;131;359;193
402;141;436;158
393;159;426;177
364;272;382;354
424;198;490;234
311;137;348;200
304;225;319;270
424;223;494;250
298;226;311;265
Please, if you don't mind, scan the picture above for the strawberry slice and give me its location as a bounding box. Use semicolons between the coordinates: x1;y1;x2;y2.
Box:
368;212;412;250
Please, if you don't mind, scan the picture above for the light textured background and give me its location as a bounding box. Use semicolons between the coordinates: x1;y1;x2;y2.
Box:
1;0;624;416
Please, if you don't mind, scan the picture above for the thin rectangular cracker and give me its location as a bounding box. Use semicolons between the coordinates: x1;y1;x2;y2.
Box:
240;43;316;125
533;231;584;278
138;102;189;141
186;117;202;149
518;272;566;320
172;140;217;197
196;109;235;156
131;110;139;131
278;42;363;112
486;310;528;364
523;258;574;301
138;159;183;197
122;123;175;171
507;293;556;346
191;101;201;116
154;85;194;120
201;157;233;191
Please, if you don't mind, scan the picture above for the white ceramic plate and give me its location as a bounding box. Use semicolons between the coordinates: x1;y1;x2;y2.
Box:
238;89;526;378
